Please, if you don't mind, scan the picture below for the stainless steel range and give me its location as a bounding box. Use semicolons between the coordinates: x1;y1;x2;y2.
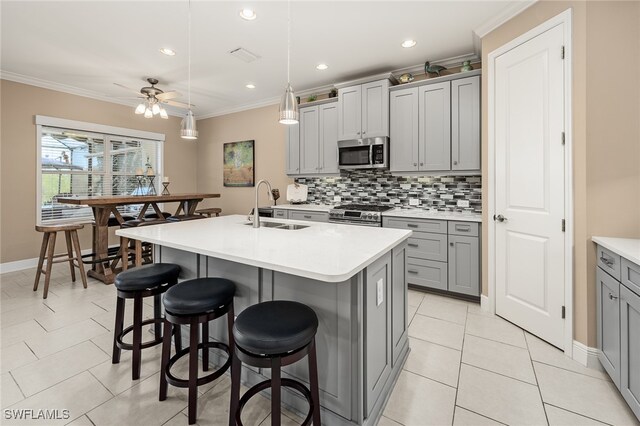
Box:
328;203;394;227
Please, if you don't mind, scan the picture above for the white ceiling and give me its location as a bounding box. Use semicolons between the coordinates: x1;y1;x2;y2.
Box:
1;1;531;118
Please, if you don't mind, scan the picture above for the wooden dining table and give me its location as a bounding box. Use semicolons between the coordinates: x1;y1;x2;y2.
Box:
56;193;220;284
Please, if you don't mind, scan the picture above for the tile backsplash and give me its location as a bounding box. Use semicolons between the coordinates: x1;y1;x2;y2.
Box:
294;170;482;213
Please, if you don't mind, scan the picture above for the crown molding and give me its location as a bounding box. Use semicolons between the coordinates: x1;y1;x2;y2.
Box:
0;70;185;118
390;53;481;79
473;0;537;39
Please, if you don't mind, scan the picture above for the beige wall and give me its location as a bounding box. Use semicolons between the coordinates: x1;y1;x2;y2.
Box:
481;1;640;346
195;104;293;215
0;80;198;264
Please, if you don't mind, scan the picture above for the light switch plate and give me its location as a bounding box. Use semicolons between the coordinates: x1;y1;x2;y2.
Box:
376;279;384;306
333;195;341;202
457;200;470;208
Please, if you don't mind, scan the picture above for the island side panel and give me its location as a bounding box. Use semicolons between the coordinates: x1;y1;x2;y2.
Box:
392;240;409;365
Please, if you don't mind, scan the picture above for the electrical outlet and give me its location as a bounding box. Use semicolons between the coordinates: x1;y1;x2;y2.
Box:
376;279;384;306
457;200;470;208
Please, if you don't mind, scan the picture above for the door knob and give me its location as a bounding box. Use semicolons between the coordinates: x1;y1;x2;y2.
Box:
493;214;507;222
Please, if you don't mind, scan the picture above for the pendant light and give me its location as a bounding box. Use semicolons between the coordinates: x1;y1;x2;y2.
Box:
278;0;298;125
181;0;198;140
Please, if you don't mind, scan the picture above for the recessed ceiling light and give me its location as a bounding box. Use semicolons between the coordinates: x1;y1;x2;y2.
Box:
239;8;257;20
401;40;417;48
316;63;329;70
159;48;176;56
246;83;256;89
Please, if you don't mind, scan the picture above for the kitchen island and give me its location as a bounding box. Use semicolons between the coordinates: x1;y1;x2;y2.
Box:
117;215;411;426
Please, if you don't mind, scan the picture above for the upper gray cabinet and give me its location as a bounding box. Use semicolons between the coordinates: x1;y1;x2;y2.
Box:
293;100;339;175
285;122;300;175
338;79;390;140
389;71;481;173
452;76;480;171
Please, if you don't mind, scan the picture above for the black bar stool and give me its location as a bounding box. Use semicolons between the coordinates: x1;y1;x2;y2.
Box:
112;263;181;380
229;300;321;426
159;277;236;425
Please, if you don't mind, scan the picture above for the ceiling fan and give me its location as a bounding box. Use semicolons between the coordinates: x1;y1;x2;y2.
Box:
113;78;194;119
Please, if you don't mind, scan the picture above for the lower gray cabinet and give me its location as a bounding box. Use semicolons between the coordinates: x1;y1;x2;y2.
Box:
448;235;480;296
273;209;288;219
620;285;640;418
288;210;329;222
596;266;621;387
407;258;448;291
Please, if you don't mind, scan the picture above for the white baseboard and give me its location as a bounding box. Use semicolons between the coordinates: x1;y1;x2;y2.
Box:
480;294;492;313
0;248;93;274
573;340;600;369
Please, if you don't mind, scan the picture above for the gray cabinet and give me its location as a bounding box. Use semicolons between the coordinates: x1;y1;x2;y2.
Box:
419;82;451;171
297;102;339;175
273;209;288;219
390;87;419;172
451;76;480;171
338;79;390;140
299;107;320;174
285;122;300;175
319;103;339;174
596;266;621;387
383;217;481;297
620;285;640;419
288;210;329;222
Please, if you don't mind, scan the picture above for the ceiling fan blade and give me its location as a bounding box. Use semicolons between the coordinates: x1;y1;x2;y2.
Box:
114;96;146;100
113;83;142;96
164;100;195;109
156;91;181;101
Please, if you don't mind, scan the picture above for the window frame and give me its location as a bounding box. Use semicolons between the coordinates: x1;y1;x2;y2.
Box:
35;116;165;226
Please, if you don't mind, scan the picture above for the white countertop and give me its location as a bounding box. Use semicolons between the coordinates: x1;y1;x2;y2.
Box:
592;236;640;266
117;215;411;283
273;204;483;222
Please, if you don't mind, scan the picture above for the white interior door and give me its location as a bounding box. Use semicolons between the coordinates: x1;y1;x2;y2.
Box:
495;23;566;348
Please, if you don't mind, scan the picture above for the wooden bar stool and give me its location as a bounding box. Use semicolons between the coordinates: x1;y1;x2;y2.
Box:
33;224;87;299
195;207;222;217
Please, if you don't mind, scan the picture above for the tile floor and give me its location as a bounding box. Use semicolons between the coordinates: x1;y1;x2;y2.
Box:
1;265;638;426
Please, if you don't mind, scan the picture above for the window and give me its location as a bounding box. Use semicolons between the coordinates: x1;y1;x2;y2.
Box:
37;119;163;225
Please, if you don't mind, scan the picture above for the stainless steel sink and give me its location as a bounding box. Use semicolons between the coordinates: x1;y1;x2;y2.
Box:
243;222;308;230
275;224;309;230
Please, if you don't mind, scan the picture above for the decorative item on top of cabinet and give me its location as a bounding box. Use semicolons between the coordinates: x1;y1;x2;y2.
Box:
460;60;474;72
337;78;391;141
424;61;447;77
398;73;414;84
328;88;338;98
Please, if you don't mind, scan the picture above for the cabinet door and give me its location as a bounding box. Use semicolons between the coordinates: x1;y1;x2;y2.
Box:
361;80;389;138
419;82;451;171
288;211;328;222
299;107;320;174
390;87;419;172
285;122;300;175
620;285;640;419
319;103;339;174
452;76;480;171
391;242;408;366
596;267;621;387
448;235;480;296
337;85;362;140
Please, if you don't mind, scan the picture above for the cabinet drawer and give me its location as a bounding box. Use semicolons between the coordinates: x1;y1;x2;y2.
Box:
622;258;640;298
597;245;621;281
407;259;447;291
596;266;621;387
383;217;447;234
448;221;479;237
406;233;448;262
289;211;328;222
273;209;288;219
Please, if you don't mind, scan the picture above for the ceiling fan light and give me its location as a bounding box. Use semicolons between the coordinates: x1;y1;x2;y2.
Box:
135;103;146;114
144;108;153;118
159;108;168;119
180;110;198;139
279;83;299;125
152;103;161;115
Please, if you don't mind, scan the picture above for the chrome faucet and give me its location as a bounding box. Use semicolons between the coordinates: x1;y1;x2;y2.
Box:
252;179;274;228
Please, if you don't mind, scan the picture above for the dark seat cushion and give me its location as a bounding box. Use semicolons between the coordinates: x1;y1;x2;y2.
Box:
115;263;181;292
233;301;318;356
163;278;236;315
121;218;168;228
166;215;206;222
145;212;172;219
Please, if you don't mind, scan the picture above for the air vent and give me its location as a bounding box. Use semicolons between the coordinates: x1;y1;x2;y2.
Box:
228;47;261;63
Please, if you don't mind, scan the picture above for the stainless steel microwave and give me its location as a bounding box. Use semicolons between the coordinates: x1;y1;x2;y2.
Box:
337;137;389;170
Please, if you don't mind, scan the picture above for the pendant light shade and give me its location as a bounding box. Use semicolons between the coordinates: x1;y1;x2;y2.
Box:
180;110;198;139
278;0;298;125
279;83;299;124
181;0;198;140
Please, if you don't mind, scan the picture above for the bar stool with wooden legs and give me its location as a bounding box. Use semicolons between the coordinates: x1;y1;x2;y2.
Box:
33;224;87;299
195;207;222;217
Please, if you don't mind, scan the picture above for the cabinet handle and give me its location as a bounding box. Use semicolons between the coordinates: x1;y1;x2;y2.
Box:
362;131;366;135
453;160;458;165
420;162;424;166
407;224;419;228
304;215;312;219
357;131;361;135
455;225;470;232
600;256;614;267
408;270;419;274
413;163;418;167
408;243;419;247
450;242;454;247
609;293;619;301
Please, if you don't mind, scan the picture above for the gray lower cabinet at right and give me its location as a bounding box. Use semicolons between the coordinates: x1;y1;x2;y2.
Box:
596;244;640;420
383;217;481;297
